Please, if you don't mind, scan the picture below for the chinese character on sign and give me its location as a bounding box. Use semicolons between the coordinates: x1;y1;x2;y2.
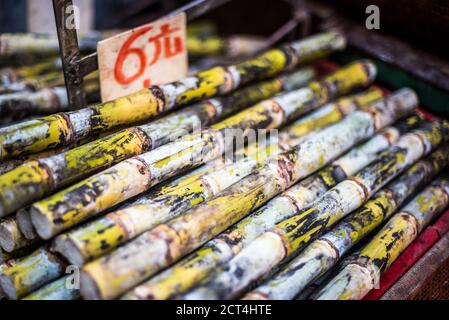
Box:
148;23;183;65
98;13;187;102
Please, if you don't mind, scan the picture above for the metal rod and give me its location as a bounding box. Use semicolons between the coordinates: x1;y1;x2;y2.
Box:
52;0;86;109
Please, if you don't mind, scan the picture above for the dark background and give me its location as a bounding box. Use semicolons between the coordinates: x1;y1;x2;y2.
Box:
2;0;449;58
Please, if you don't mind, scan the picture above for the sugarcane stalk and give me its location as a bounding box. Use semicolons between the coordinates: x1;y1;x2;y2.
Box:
0;58;61;81
0;32;345;160
0;34;61;57
0;122;118;176
187;21;217;37
314;175;449;300
0;32;111;58
244;145;449;300
0;63;66;95
0;86;69;119
3;30;248;59
0;246;67;300
22;275;80;300
0;255;16;299
26;61;373;239
0;70;66;97
0;68;316;219
0;216;35;253
281;87;384;140
121;114;419;301
0;80;40;95
0;143;76;176
53;88;385;267
187;34;266;57
79;87;417;300
182;119;448;300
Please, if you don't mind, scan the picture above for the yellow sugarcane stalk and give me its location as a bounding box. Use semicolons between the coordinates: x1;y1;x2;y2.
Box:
0;32;112;58
0;68;315;219
187;34;266;57
0;32;345;160
182;120;448;300
0;58;61;81
121;114;420;300
79;88;417;300
25;61;374;239
314;175;449;300
53;88;386;267
0;87;69;119
0;246;67;300
0;122;113;176
187;21;217;37
244;145;449;300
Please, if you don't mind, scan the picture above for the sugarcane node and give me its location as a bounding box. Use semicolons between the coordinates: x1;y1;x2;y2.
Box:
148;86;167;114
347;177;370;203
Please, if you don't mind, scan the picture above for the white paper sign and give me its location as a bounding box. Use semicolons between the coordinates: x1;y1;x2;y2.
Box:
98;12;187;102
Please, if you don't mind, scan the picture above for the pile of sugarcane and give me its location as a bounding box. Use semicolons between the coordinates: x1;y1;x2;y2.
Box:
0;30;448;301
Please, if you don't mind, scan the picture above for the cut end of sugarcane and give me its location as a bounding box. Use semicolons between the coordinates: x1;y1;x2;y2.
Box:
53;236;85;267
0;223;14;252
16;208;37;240
29;206;53;240
80;272;102;300
0;275;18;300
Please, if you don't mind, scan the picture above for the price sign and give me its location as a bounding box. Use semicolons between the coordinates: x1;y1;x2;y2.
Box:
98;12;187;102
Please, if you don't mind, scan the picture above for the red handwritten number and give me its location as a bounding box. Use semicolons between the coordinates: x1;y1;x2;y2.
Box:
114;26;152;85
